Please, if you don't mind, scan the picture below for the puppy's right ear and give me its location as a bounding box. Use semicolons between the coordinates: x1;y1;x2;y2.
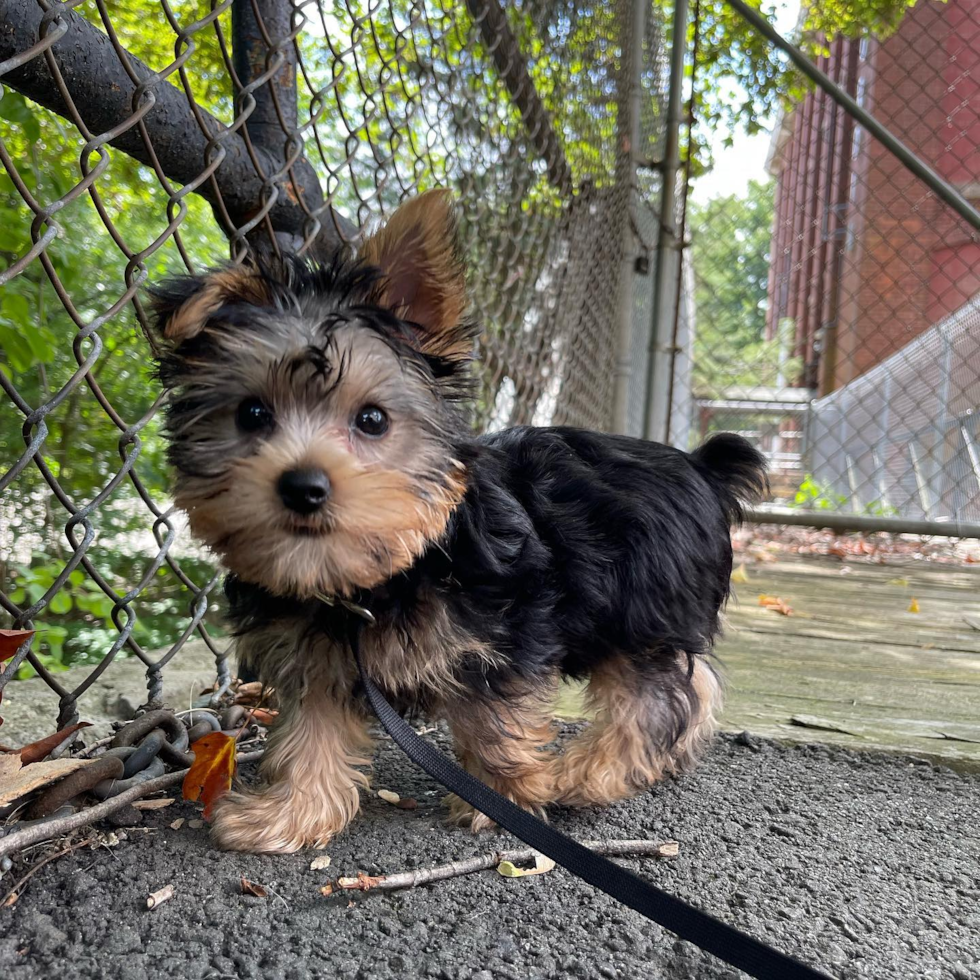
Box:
149;265;271;342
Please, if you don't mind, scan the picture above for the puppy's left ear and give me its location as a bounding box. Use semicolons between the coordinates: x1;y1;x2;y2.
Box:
359;189;471;362
149;265;270;343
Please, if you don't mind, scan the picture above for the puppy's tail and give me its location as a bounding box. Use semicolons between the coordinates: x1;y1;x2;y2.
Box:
690;432;769;526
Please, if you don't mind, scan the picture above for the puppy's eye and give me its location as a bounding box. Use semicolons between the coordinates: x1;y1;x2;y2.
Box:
236;397;274;433
353;405;389;438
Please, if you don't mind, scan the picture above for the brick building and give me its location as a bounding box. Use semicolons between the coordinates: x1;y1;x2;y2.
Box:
766;0;980;396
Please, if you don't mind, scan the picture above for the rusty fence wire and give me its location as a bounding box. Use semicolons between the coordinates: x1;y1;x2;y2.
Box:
667;0;980;533
0;0;668;731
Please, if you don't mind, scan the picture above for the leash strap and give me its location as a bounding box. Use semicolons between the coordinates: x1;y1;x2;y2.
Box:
352;634;834;980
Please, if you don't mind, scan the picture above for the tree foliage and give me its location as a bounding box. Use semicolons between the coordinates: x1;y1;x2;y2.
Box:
688;0;921;169
688;178;799;392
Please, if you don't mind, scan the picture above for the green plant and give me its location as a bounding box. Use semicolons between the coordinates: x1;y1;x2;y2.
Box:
792;475;848;511
3;552;225;678
864;498;899;518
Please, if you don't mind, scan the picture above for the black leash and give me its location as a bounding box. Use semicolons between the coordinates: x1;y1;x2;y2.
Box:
351;629;835;980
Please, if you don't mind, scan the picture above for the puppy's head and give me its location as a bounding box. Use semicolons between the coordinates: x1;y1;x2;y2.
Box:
152;191;475;598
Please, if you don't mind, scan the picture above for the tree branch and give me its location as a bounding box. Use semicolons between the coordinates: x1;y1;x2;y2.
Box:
324;839;679;895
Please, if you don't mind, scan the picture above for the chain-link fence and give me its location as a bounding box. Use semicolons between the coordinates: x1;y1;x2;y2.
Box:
0;0;668;730
4;0;980;735
670;0;980;533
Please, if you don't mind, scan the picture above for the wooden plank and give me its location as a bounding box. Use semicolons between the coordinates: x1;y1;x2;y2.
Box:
553;555;980;766
718;554;980;765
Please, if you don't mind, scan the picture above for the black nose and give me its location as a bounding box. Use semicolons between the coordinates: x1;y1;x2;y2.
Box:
277;468;331;515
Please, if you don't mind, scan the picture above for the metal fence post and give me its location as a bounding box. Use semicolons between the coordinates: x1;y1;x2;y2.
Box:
643;0;688;444
611;0;647;434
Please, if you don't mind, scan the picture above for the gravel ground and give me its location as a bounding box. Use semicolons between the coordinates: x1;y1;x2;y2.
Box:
1;729;978;980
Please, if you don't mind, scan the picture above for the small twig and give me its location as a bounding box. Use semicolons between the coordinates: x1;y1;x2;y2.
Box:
323;839;678;895
0;751;264;860
2;835;97;906
146;884;174;909
77;736;116;758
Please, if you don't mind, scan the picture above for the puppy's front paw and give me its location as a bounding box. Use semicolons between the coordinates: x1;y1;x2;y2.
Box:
444;792;547;833
209;785;358;853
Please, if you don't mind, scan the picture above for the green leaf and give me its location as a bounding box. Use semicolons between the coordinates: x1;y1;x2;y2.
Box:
48;591;73;615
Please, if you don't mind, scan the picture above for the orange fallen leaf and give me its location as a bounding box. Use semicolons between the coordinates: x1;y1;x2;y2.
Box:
0;630;35;728
907;597;920;613
19;722;92;765
249;708;278;726
182;732;236;820
758;594;793;616
240;877;268;898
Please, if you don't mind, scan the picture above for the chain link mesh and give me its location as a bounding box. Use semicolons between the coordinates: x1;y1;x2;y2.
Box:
676;0;980;529
0;0;667;729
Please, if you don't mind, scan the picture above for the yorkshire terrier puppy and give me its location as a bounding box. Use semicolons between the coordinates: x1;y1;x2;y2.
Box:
152;190;767;852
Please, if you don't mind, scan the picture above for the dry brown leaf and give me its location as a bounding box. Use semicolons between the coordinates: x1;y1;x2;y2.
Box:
0;629;34;661
0;756;98;807
758;594;793;616
240;877;268;898
497;852;557;878
395;797;418;810
234;681;265;701
310;855;332;871
18;722;92;765
147;885;174;909
319;883;334;897
132;798;175;811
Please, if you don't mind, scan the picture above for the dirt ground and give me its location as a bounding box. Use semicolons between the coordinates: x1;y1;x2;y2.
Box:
1;728;978;980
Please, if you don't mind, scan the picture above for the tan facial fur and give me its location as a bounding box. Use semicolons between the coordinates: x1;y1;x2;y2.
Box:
157;193;473;599
171;323;466;597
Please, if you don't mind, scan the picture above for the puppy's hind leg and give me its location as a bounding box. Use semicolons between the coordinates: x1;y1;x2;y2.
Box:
554;653;721;807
